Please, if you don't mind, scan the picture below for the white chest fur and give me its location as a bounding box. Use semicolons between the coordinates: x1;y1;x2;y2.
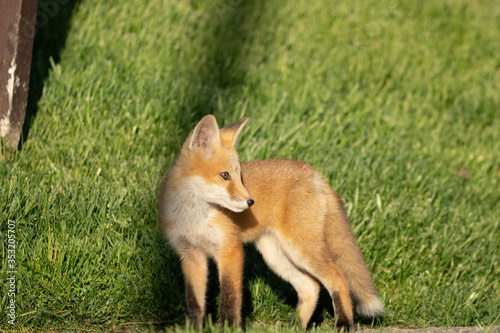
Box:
161;178;224;256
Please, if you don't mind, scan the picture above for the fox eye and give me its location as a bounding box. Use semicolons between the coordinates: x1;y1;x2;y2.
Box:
219;172;231;180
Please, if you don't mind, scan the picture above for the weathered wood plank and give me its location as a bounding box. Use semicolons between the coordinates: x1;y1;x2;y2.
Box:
0;0;38;152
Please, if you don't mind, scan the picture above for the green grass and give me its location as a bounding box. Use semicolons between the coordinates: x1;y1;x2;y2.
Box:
1;0;499;331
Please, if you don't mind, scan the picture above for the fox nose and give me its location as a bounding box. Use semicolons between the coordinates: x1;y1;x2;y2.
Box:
247;199;255;208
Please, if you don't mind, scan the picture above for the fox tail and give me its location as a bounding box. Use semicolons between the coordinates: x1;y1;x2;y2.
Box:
325;192;384;318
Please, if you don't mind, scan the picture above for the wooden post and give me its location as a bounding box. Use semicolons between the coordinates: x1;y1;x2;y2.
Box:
0;0;38;153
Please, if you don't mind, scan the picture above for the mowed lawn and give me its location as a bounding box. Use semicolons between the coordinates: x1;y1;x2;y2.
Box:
1;0;499;331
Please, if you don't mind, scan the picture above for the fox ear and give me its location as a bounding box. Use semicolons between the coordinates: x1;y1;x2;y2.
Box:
188;115;221;155
220;117;249;147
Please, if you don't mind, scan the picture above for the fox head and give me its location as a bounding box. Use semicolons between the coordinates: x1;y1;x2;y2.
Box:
175;115;254;213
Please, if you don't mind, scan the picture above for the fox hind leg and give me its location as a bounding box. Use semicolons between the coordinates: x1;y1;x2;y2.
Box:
255;234;320;329
300;250;355;330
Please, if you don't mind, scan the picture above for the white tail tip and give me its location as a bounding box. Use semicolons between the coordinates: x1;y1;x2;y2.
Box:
356;297;384;318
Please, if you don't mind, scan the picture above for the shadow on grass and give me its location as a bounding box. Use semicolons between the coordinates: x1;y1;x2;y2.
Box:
20;0;82;149
180;0;261;123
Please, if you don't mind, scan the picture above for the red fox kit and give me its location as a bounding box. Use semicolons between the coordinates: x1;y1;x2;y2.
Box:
158;115;383;330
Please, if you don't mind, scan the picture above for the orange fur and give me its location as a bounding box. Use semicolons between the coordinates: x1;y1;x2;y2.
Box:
158;115;383;330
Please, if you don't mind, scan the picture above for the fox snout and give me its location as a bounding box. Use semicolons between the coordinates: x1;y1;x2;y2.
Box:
227;194;254;213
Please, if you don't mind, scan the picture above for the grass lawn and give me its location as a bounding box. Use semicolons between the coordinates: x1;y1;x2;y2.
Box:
1;0;499;331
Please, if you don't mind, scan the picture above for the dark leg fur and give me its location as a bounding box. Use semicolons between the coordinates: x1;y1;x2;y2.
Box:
185;281;204;329
219;275;240;327
332;291;355;331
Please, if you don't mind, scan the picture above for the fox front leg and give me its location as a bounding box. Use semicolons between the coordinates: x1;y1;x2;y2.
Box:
216;240;244;327
180;246;208;329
